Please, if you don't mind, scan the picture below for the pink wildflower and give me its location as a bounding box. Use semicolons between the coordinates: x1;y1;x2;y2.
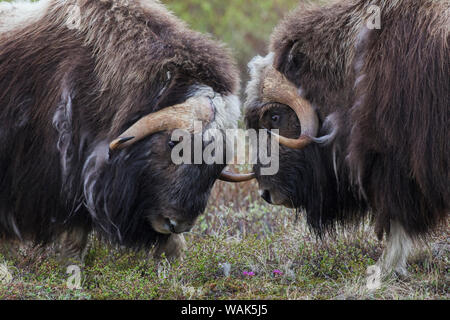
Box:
273;269;283;275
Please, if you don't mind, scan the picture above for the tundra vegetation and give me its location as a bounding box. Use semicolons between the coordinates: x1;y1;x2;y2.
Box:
0;0;448;300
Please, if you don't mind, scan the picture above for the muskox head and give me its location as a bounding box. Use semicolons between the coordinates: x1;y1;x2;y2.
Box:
80;77;245;253
243;48;364;233
245;53;321;208
105;89;240;238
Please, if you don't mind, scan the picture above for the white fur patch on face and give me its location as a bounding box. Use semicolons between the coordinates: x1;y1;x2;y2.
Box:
209;94;241;130
244;53;275;110
187;85;241;141
0;0;51;34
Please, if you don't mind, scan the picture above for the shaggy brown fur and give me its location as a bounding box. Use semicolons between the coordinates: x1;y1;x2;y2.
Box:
0;0;239;260
246;0;449;274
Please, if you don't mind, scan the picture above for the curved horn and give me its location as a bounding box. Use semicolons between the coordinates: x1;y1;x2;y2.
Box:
262;67;319;149
110;96;214;150
219;170;256;183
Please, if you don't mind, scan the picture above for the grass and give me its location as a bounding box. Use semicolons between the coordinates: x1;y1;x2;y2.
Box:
0;180;448;300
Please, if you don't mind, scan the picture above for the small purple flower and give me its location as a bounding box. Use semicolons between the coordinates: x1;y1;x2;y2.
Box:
243;271;255;276
273;269;283;275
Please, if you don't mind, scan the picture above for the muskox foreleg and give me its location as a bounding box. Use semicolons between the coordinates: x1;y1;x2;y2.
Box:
377;220;414;277
57;228;90;266
153;234;187;261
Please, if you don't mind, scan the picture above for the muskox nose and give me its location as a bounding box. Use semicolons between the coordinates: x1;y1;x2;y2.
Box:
167;219;192;234
260;190;272;204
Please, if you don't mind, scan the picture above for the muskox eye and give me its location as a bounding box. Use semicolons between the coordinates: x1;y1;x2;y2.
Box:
271;114;280;123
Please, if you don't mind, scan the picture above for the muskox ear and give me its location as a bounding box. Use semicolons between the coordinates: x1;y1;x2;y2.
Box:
274;41;308;86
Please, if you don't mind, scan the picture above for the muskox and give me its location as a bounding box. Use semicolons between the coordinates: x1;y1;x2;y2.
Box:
244;0;449;276
0;0;242;261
